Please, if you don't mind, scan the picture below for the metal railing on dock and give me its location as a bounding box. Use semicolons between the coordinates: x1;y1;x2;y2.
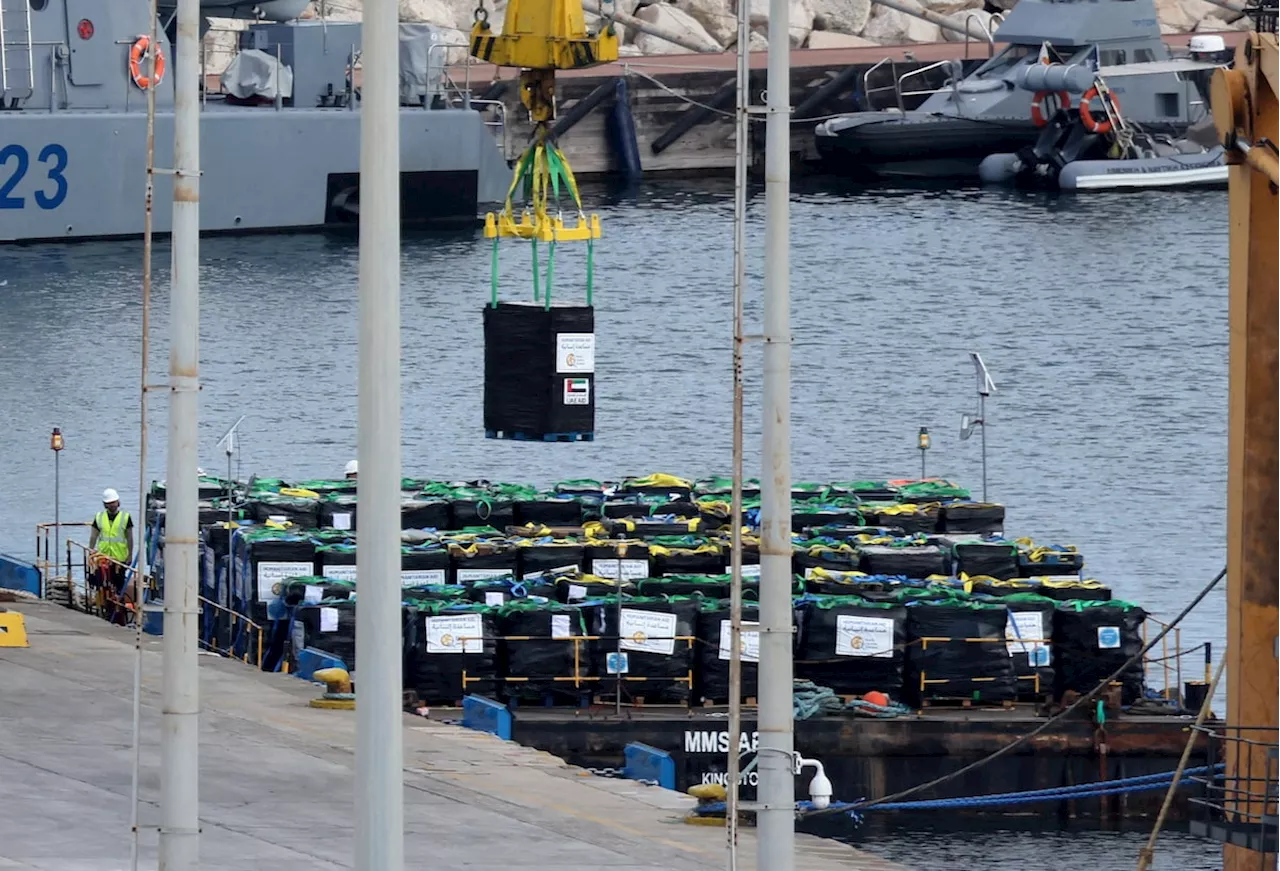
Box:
1189;724;1279;854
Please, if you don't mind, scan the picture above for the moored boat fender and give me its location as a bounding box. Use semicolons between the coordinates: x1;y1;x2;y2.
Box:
1057;147;1229;191
128;35;166;90
978;153;1021;184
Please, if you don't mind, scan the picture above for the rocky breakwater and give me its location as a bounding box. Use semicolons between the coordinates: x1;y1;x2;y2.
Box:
198;0;1250;75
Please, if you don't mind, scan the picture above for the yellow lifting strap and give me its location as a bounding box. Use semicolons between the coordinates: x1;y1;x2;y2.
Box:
483;142;601;243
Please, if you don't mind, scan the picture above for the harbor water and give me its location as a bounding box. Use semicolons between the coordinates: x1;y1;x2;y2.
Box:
0;179;1228;868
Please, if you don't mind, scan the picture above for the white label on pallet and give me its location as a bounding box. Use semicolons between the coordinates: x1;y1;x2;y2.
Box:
523;564;579;580
331;512;352;531
303;584;323;605
563;378;590;406
551;614;572;639
591;558;649;580
319;606;339;633
1097;626;1122;649
426;614;483;654
322;565;358;582
256;561;315;601
402;569;446;587
556;332;596;373
619;608;677;656
835;615;894;658
740;564;762;579
456;568;512;583
485;592;505;606
718;620;760;663
1005;610;1047;656
566;583;588;601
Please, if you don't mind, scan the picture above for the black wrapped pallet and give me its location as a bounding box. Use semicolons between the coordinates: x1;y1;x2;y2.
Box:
319;495;358;531
401;547;452;587
793;545;860;578
649;543;724;576
248;538;317;608
247;493;321;528
483;302;595;441
997;593;1057;700
858;544;950;579
401;496;451;530
1052;600;1146;704
695;601;761;704
1035;578;1112;602
449;543;518;585
406;604;501;703
862;504;939;535
953;541;1020;580
283;575;356;606
793;598;908;697
904;601;1017;704
291;600;358;670
451;496;515;529
555;574;633;603
583;541;651;581
514;493;585;526
499;603;592;701
467;574;558;605
516;542;586;578
940;502;1006;534
587;597;699;704
317;544;358;582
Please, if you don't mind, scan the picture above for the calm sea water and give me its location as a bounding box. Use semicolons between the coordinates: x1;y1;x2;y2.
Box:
0;178;1230;868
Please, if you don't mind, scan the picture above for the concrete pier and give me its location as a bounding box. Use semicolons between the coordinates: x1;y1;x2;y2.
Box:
0;600;906;871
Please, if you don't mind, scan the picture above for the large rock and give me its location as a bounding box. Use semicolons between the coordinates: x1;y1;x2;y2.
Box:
807;29;875;47
675;0;738;45
810;0;871;34
861;3;943;43
748;0;815;46
1195;11;1252;29
1153;0;1221;32
986;0;1017;11
941;7;1000;41
634;2;724;52
203;17;248;76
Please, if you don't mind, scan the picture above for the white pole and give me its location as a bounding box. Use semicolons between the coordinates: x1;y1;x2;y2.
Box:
757;0;794;863
725;0;750;866
131;3;159;866
160;0;201;864
355;0;404;867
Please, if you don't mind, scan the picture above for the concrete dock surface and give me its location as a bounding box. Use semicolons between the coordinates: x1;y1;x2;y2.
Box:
0;601;906;871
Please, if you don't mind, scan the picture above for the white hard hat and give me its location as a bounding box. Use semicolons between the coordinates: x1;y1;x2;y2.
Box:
344;460;359;476
103;488;120;503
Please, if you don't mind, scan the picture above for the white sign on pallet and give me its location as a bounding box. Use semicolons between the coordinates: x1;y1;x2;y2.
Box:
619;608;677;656
426;614;484;654
256;561;315;601
835;615;894;658
555;333;596;373
717;620;760;663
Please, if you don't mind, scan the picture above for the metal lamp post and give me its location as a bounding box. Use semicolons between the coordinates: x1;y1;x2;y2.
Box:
959;352;996;502
917;426;930;480
50;427;64;595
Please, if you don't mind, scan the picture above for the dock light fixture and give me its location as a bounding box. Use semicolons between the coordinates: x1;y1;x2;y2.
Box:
794;755;833;810
959;352;996;501
917;426;930;480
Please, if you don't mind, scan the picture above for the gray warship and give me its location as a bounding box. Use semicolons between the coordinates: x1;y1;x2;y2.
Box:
0;0;511;243
813;0;1231;179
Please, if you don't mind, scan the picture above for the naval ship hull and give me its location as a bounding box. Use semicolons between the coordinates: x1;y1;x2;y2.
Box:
0;107;509;243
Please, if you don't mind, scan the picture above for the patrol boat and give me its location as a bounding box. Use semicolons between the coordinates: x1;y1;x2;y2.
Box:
0;0;511;243
812;0;1230;180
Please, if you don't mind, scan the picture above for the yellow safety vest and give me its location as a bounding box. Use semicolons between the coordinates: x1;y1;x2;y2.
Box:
95;510;131;562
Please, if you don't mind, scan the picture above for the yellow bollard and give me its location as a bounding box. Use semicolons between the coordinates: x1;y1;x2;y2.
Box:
309;666;356;710
0;609;29;648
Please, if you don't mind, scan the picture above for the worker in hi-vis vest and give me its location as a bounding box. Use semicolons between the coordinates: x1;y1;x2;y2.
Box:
89;488;134;604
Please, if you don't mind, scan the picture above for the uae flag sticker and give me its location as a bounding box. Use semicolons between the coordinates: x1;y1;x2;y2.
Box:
563;377;590;405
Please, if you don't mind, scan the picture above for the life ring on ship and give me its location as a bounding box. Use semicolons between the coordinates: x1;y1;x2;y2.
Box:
1079;85;1120;135
129;35;166;90
1030;90;1071;128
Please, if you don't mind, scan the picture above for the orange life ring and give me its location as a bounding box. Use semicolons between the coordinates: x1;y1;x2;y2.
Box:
129;35;166;90
1079;85;1119;135
1030;90;1071;128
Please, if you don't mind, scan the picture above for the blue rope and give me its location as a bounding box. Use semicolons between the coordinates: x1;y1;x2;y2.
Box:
693;764;1225;819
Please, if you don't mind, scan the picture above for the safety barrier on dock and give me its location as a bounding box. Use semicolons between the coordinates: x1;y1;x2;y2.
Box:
1188;725;1279;854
